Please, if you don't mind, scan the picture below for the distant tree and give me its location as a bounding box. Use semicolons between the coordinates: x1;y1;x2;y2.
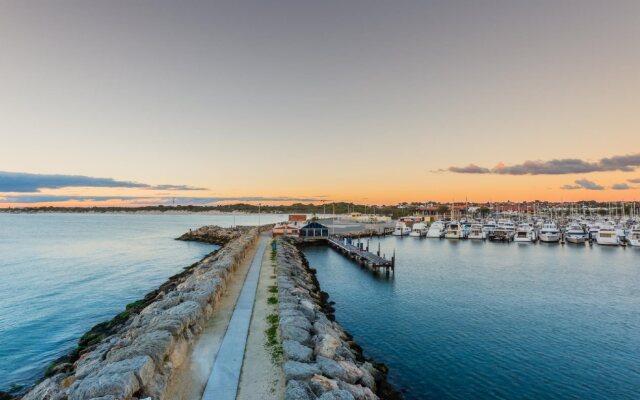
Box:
436;205;449;214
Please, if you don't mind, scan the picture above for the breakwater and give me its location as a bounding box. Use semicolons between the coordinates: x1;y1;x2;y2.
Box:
275;238;402;400
18;226;258;400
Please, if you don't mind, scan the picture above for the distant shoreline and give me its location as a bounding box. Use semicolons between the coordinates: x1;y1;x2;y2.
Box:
0;209;287;215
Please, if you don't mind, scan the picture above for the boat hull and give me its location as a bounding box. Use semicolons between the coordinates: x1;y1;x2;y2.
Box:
566;235;587;244
539;233;560;243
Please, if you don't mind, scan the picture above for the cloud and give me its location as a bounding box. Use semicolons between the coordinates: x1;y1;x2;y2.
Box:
560;184;581;190
628;178;640;184
611;183;633;190
0;171;206;193
148;184;206;191
447;153;640;175
0;195;323;204
448;164;491;174
560;179;604;191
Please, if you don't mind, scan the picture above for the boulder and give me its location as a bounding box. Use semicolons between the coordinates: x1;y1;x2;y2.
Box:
337;382;379;400
284;361;322;381
283;340;314;362
309;374;340;395
318;390;356;400
316;356;347;381
285;379;317;400
281;324;311;344
314;334;341;359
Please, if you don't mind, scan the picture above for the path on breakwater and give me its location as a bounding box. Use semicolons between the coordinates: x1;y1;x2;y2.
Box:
201;236;268;400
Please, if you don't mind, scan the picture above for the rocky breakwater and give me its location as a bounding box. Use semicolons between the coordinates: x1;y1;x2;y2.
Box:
275;239;402;400
176;225;245;245
20;226;258;400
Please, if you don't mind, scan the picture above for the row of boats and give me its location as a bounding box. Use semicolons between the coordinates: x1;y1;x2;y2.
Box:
391;218;640;246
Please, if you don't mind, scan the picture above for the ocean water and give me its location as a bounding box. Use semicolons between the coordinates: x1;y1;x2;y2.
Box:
304;237;640;400
0;212;285;392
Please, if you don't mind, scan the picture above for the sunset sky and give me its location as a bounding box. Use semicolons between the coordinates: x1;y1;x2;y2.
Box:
1;1;639;206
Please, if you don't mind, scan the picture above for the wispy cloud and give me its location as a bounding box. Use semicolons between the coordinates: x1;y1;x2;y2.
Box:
628;178;640;184
447;153;640;175
148;184;207;191
560;179;604;191
448;164;491;174
611;183;633;190
0;171;206;193
0;195;323;204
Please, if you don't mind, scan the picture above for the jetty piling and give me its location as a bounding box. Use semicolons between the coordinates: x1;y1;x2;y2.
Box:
327;236;395;273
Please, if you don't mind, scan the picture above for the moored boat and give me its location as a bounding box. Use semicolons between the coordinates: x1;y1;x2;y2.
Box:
627;225;640;247
468;223;486;240
392;221;411;236
539;222;560;243
445;221;466;239
409;222;428;237
426;220;446;238
514;223;536;243
565;223;587;244
596;223;619;246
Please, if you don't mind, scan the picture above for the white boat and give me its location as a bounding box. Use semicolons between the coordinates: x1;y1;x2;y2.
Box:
514;223;536;242
409;222;428;237
539;222;560;243
565;223;587;244
596;223;619;246
468;223;486;240
627;225;640;247
482;220;497;236
392;221;411;236
426;220;446;238
445;221;466;239
587;222;601;241
490;219;515;242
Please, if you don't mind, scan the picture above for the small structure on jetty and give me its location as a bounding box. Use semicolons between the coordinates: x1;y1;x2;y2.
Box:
300;221;329;239
327;236;395;273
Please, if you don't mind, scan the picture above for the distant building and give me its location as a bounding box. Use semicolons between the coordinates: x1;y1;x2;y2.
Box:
300;222;329;239
273;224;300;238
288;214;307;223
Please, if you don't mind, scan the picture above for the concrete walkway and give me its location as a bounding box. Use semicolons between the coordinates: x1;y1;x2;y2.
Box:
201;236;268;400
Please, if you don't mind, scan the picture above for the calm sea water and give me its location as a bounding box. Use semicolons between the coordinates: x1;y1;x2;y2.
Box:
0;213;285;392
304;237;640;400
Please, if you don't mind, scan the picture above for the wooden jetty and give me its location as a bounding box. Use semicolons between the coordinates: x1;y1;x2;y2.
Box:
327;236;395;273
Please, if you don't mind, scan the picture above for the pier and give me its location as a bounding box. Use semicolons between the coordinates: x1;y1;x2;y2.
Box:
327;236;395;273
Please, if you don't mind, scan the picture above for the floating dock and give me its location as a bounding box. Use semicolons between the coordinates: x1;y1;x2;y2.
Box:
327;236;395;273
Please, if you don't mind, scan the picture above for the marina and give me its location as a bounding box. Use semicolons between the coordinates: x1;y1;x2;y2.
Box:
304;232;640;400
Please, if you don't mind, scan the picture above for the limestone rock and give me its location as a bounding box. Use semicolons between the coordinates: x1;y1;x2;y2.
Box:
285;379;317;400
284;361;322;381
309;374;340;395
281;324;311;344
283;340;313;362
318;390;356;400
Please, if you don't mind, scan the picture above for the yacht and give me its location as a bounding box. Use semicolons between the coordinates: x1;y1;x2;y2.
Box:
482;220;497;236
596;223;619;246
409;222;428;237
565;223;587;244
627;225;640;247
426;220;446;238
587;222;601;241
539;222;560;243
490;219;515;242
468;223;486;240
392;221;411;236
445;221;466;239
514;223;536;243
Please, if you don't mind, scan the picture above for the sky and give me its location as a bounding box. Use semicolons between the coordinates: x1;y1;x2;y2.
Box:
1;1;639;206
